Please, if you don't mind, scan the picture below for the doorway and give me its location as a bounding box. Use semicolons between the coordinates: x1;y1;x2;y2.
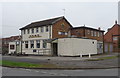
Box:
52;43;58;56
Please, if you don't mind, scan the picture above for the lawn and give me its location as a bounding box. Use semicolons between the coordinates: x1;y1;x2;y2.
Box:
0;60;58;68
86;55;119;61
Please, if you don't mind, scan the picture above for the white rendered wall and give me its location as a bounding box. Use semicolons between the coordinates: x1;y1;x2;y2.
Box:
58;38;97;56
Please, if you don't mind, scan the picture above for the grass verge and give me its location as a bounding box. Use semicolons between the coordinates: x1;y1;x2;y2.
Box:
0;60;58;68
86;55;118;61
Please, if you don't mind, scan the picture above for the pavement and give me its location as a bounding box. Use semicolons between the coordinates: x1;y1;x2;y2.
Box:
2;67;119;76
2;53;119;69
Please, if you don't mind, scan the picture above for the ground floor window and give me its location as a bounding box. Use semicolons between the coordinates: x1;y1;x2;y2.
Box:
10;45;15;49
25;41;28;48
30;40;34;48
36;40;40;48
43;40;47;48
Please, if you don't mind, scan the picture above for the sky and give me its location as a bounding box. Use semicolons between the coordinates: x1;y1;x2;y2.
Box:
1;1;119;38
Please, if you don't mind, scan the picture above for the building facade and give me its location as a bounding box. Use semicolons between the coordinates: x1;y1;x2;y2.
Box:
104;21;120;52
1;36;21;55
19;16;72;55
70;26;105;54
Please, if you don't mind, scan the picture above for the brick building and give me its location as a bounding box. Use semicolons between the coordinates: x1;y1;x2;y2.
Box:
104;21;120;52
19;16;72;55
1;35;21;54
70;26;105;54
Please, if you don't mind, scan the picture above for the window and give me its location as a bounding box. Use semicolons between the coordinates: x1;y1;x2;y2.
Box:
98;32;100;37
36;40;40;48
36;28;39;33
94;31;97;36
43;40;47;48
30;40;34;48
31;28;34;33
100;32;103;36
10;45;15;49
27;29;29;34
61;23;65;28
58;32;67;35
41;27;44;32
24;30;26;34
46;26;49;32
25;41;28;48
87;30;90;34
91;31;94;36
113;37;118;41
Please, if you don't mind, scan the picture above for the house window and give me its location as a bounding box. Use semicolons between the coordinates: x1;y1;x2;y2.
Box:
91;31;94;36
58;32;67;35
94;31;97;36
10;45;15;49
36;40;40;48
25;41;28;48
98;32;100;37
32;28;34;33
30;40;34;48
27;29;29;34
61;23;65;28
43;40;47;48
24;30;26;34
87;30;90;34
100;32;103;36
41;27;44;32
46;26;49;32
36;28;39;33
113;37;118;41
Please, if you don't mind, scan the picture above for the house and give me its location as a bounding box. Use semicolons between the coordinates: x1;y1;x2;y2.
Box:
19;16;73;55
1;35;21;54
104;21;120;52
8;16;105;56
70;26;105;54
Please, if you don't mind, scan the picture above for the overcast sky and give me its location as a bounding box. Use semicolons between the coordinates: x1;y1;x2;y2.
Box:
1;1;118;38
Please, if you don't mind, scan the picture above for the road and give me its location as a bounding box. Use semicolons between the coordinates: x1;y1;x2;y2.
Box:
2;55;119;68
2;67;119;76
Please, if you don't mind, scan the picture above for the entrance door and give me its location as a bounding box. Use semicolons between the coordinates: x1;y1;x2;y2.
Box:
53;43;58;56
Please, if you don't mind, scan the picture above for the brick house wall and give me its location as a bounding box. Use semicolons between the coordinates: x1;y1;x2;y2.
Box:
104;21;120;52
52;18;72;38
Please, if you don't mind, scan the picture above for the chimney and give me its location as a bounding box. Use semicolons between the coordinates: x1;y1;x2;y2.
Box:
115;20;117;24
98;27;101;30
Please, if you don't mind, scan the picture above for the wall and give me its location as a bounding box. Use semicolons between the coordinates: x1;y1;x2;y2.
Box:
52;18;72;38
58;38;97;56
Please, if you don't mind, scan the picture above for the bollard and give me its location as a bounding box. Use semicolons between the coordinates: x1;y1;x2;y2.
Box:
89;53;91;58
80;54;82;58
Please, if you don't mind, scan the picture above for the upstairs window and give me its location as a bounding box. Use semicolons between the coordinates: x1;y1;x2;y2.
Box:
58;32;67;35
91;31;94;36
32;28;34;33
87;30;90;34
98;32;100;37
41;27;44;32
36;28;39;33
27;29;29;34
24;30;26;34
46;26;49;32
94;31;97;36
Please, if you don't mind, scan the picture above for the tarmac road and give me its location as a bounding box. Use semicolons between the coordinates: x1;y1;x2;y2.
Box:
2;55;119;68
2;67;119;76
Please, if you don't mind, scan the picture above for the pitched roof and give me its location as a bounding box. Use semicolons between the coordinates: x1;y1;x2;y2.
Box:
20;16;72;30
71;26;105;32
